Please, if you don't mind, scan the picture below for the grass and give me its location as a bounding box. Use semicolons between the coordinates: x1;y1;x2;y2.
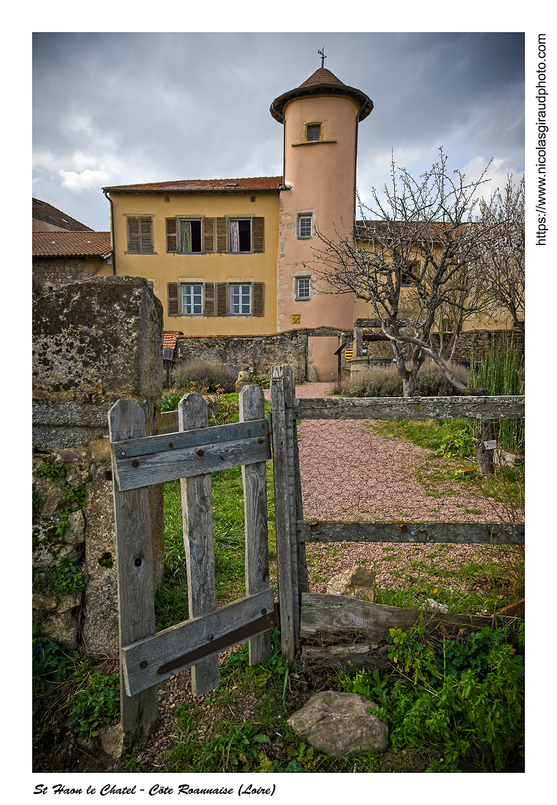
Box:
368;417;524;513
34;391;524;774
155;463;277;632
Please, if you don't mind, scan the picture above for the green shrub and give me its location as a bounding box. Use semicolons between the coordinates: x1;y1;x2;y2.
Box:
469;333;524;453
337;359;468;398
34;456;66;480
434;424;475;458
161;393;181;411
67;669;120;738
33;624;74;684
33;555;88;597
175;359;237;393
339;624;524;772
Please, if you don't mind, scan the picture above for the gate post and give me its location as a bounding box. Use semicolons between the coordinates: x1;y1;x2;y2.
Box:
240;384;272;664
271;364;300;664
109;399;158;740
178;393;219;697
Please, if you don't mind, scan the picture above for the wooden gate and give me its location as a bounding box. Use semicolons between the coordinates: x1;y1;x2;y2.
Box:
109;384;277;739
270;364;525;665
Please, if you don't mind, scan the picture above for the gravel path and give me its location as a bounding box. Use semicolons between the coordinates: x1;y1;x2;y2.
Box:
269;383;523;592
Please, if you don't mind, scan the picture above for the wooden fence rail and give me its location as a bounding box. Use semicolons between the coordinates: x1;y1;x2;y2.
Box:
109;363;525;738
109;385;275;740
270;364;525;664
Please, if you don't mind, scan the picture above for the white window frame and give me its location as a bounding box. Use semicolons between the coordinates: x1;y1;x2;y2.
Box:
229;283;252;315
298;215;312;239
296;277;311;299
181;283;204;315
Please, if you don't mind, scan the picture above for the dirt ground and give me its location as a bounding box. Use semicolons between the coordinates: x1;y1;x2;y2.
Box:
33;382;523;773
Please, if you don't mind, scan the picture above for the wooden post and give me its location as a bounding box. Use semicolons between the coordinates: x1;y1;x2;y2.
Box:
475;418;496;475
109;399;158;739
239;384;272;664
178;393;219;696
354;325;363;358
271;364;300;665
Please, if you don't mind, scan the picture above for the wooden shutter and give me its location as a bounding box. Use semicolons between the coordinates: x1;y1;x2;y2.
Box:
216;282;228;316
166;218;177;252
204;283;216;316
252;282;264;317
140;217;153;253
167;282;180;316
202;218;215;253
252;217;265;253
216;218;227;253
127;217;140;253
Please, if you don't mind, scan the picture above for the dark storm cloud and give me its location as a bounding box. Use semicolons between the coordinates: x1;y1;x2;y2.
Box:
32;32;524;231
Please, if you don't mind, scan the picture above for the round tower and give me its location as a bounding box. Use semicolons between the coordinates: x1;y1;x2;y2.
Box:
270;66;373;380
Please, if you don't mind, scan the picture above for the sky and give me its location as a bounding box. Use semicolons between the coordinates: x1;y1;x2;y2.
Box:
7;14;553;797
32;31;525;232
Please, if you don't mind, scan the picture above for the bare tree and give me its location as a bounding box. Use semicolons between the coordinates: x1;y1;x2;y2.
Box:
310;148;497;397
475;175;525;332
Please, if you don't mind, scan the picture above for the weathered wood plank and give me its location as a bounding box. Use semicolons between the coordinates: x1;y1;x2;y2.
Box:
300;593;516;640
294;395;525;421
108;399;158;737
297;520;524;545
114;418;269;458
240;385;272;665
301;643;381;670
179;393;219;697
293;417;309;596
112;430;270;490
122;589;275;696
271;364;299;665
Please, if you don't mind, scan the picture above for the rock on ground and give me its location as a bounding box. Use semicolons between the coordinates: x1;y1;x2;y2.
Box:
287;690;388;757
326;565;376;600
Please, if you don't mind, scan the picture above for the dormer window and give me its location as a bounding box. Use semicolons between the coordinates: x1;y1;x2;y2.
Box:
307;124;321;141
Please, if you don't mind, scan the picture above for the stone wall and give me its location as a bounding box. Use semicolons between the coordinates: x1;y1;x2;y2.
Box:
352;326;524;367
32;276;164;656
172;329;311;384
33;257;91;299
439;328;525;365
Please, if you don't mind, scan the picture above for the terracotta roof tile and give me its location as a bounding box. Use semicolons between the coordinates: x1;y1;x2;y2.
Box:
299;68;345;88
163;333;178;350
32;198;93;232
33;231;111;258
103;176;283;193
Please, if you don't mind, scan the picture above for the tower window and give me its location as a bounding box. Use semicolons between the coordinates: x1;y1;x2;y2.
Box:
296;277;311;299
298;215;312;238
307;124;321;141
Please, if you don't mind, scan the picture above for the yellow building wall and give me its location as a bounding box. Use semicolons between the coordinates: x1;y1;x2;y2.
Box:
108;191;280;334
351;243;517;335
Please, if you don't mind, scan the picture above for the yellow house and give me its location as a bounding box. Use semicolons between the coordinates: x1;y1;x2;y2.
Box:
101;66;374;380
101;176;281;337
101;63;519;380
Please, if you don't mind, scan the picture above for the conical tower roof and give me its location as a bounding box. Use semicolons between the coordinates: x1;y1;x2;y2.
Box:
299;67;346;87
270;67;373;123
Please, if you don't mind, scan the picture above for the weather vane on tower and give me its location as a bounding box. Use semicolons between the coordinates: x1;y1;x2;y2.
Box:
318;47;326;68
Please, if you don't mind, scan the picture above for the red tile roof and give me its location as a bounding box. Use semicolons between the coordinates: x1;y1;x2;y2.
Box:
270;70;373;124
33;231;112;258
32;198;93;232
299;68;345;88
163;333;178;350
103;176;283;193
